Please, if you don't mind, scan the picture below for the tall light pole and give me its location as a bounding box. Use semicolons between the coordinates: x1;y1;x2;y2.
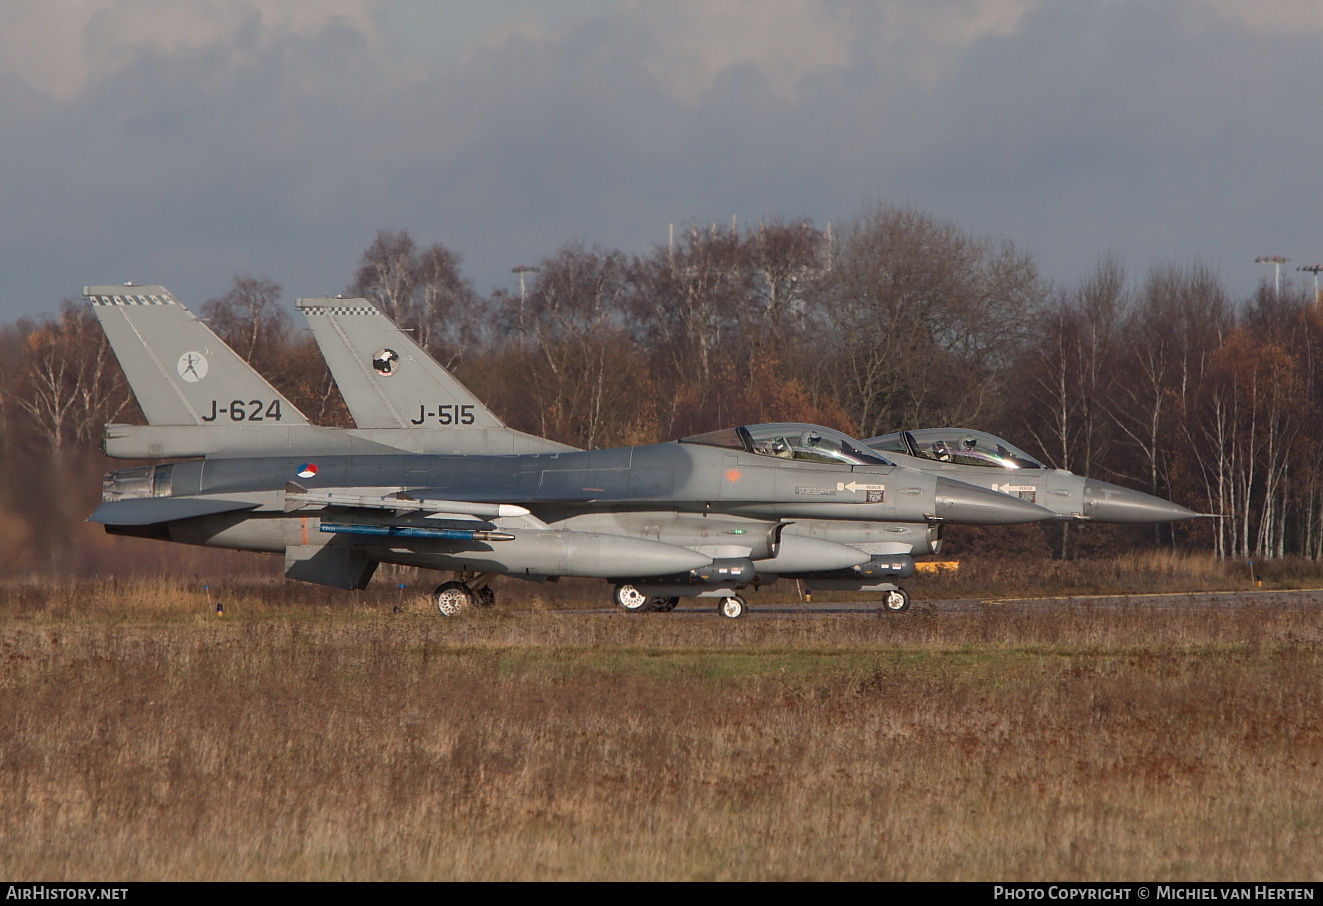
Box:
1256;255;1290;299
1298;264;1323;305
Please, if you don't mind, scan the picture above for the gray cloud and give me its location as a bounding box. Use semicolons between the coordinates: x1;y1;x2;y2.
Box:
1;0;1320;319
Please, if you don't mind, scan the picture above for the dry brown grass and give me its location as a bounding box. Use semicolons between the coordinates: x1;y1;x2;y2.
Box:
913;550;1323;601
2;577;1323;880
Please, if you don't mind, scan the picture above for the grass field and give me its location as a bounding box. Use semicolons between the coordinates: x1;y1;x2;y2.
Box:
3;566;1323;881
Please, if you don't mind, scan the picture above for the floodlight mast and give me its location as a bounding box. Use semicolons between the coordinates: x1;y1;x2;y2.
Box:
1256;255;1290;299
1298;264;1323;305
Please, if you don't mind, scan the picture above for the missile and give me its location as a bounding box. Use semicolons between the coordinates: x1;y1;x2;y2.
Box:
320;522;516;542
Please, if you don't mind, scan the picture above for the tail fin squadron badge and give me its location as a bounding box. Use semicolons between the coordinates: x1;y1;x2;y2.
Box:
177;351;208;382
372;349;400;376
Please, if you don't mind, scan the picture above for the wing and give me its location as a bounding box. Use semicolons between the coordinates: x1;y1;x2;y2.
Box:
89;497;259;526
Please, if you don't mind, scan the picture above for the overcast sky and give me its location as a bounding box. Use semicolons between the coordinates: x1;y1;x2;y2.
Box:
2;0;1320;320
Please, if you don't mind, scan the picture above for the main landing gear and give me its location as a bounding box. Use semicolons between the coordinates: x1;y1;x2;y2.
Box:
432;575;498;616
612;583;653;613
717;595;747;619
881;588;911;613
611;584;747;618
611;584;684;613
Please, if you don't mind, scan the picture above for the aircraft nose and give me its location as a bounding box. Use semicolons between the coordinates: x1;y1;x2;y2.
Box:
1083;481;1199;523
933;476;1053;524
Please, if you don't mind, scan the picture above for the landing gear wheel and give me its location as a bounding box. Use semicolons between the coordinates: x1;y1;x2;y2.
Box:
881;588;912;613
651;597;679;612
433;581;475;616
475;586;496;609
717;595;747;619
613;584;653;613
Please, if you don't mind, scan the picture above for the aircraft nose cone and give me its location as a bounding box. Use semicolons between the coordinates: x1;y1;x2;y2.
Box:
934;476;1053;524
1083;480;1199;523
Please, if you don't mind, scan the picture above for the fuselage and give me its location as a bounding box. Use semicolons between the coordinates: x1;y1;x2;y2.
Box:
118;435;1049;526
93;426;1053;590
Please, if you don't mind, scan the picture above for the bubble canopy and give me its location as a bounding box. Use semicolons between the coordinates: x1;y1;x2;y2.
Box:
680;424;894;466
866;428;1044;470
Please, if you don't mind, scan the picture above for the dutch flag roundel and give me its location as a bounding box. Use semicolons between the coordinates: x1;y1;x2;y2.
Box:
297;463;318;479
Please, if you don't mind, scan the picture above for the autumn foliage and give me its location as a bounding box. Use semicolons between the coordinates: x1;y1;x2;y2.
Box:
1;203;1318;573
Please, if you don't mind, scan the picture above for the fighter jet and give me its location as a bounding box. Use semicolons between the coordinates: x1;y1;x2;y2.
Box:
865;428;1198;523
86;285;1053;617
298;294;1041;596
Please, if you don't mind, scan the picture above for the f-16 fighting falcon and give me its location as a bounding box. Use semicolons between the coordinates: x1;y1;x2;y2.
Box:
85;285;1053;618
865;429;1198;524
295;290;1197;531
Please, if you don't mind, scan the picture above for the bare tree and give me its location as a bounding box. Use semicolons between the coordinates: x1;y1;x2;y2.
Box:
815;202;1044;436
201;275;290;366
629;223;748;386
1194;329;1306;558
744;219;824;345
13;302;132;456
1107;261;1229;543
349;229;480;367
502;243;652;448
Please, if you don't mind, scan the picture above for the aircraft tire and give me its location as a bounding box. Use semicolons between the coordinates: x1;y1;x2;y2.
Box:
434;581;475;616
881;588;912;613
613;584;653;613
717;595;747;619
651;596;679;612
475;586;496;609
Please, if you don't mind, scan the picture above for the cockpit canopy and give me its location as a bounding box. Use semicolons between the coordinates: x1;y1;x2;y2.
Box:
681;423;894;467
865;428;1044;470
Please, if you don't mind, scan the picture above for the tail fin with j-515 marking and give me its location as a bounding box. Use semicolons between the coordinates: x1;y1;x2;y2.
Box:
297;296;504;431
297;295;569;453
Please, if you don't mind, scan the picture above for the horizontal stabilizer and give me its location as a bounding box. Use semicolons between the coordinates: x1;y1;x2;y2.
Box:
89;497;258;526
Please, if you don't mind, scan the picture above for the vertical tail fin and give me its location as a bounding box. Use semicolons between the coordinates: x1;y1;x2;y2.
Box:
85;285;309;427
297;296;505;431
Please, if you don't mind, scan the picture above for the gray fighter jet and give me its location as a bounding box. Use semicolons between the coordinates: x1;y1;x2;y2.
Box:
296;295;946;578
86;285;1053;617
865;428;1198;523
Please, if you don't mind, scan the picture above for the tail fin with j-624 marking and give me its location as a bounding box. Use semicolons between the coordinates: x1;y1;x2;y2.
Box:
86;285;310;429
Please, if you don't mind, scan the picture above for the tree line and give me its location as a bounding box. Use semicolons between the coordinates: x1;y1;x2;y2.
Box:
0;200;1316;571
